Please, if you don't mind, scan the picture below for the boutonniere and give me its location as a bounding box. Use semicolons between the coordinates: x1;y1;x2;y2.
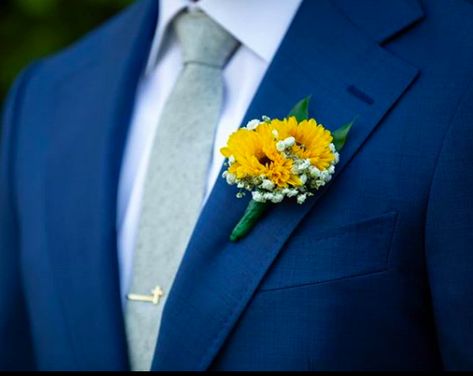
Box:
220;97;354;242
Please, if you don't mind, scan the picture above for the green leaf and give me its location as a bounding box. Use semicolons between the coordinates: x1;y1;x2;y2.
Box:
332;119;354;151
230;200;270;242
288;96;311;122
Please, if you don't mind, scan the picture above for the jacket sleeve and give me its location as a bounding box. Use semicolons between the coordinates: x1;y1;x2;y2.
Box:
0;64;38;370
425;78;473;370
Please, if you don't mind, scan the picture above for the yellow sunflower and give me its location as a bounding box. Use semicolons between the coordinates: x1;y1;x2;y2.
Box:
220;123;301;188
272;116;335;171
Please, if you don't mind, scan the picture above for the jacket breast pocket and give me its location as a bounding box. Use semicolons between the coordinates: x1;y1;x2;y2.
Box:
259;211;398;291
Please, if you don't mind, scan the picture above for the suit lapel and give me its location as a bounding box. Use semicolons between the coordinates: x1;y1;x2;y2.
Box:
44;0;158;369
152;0;423;370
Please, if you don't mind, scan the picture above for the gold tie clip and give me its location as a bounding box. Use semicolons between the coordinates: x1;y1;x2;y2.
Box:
127;285;165;305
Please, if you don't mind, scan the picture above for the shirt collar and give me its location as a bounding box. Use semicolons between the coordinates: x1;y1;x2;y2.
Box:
144;0;303;75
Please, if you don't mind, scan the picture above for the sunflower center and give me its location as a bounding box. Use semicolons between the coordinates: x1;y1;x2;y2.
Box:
258;155;272;166
296;141;306;150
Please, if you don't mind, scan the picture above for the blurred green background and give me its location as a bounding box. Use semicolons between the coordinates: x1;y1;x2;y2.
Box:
0;0;134;104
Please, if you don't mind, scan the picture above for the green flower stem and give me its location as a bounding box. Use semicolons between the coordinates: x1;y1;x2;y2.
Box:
230;200;270;242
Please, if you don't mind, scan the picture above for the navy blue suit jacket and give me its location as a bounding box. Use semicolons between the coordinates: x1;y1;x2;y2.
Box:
1;0;473;371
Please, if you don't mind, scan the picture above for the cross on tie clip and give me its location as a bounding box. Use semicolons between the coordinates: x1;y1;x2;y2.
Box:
127;285;165;305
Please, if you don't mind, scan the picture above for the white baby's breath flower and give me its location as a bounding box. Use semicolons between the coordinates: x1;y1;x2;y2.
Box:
309;166;321;177
261;179;275;191
276;140;286;152
252;191;265;202
333;152;340;164
228;155;236;165
246;119;260;130
271;193;284;203
299;174;308;185
329;143;336;153
287;188;299;197
236;191;245;198
277;136;297;152
284;136;296;148
224;172;237;185
297;194;307;204
301;159;311;170
282;188;299;198
263;192;274;202
262;115;271;122
320;170;331;182
294;159;311;174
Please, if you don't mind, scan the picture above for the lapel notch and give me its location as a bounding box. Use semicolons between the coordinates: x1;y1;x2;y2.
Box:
333;0;424;43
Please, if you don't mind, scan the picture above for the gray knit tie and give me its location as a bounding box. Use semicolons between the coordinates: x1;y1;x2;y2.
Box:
124;10;239;371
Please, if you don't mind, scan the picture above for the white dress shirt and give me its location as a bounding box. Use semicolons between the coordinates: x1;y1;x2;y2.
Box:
117;0;303;298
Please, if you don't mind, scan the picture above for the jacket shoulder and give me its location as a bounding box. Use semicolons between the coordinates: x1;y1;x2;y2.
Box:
24;0;154;82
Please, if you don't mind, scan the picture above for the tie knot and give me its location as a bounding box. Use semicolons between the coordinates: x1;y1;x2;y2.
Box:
173;10;240;68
